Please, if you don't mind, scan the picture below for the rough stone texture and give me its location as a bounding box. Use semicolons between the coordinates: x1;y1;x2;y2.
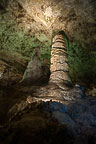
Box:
0;50;28;73
0;102;77;144
7;93;96;138
0;0;8;9
0;50;31;86
8;0;96;49
21;48;50;85
31;83;84;101
21;49;43;84
26;33;84;102
50;33;71;84
0;60;22;86
0;1;96;143
0;78;96;144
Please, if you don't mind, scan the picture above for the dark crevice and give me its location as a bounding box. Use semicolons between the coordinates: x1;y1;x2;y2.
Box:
52;47;66;51
52;40;66;45
51;69;69;73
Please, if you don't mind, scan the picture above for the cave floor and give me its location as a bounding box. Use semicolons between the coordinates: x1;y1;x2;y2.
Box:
0;82;96;144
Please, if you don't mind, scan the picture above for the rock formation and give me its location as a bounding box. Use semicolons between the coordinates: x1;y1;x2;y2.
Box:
28;31;83;102
7;0;96;50
20;48;43;85
0;1;96;144
20;48;50;85
0;33;96;144
49;31;71;85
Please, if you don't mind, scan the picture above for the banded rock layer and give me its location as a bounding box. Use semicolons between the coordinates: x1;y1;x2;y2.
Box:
50;33;71;84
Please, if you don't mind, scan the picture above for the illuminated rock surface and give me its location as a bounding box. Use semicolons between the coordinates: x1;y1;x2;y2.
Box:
0;85;96;144
7;0;96;49
0;0;96;144
0;53;95;143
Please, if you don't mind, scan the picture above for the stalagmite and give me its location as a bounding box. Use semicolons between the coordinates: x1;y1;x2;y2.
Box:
20;31;84;101
49;31;71;86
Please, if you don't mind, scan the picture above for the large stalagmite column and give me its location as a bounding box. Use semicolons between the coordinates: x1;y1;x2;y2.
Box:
49;32;71;85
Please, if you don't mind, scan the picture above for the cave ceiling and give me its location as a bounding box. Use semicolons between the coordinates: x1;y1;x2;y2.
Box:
1;0;96;49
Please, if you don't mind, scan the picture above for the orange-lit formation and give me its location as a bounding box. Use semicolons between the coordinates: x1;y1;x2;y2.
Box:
50;32;71;85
